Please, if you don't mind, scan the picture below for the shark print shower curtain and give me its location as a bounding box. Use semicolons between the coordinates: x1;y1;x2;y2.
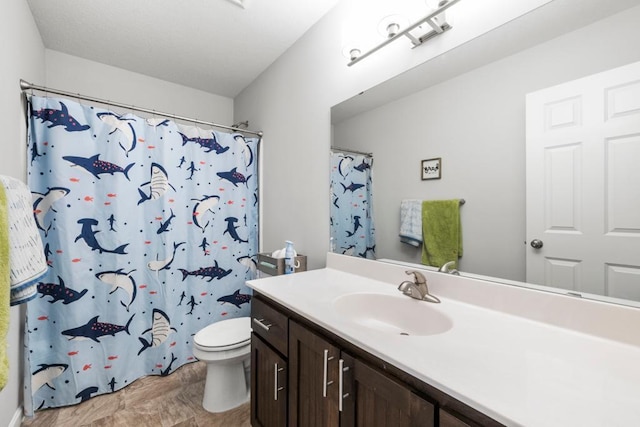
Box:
329;151;375;259
24;95;259;413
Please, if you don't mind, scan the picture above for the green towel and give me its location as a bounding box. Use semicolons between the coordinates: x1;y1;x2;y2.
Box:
421;199;463;268
0;184;9;391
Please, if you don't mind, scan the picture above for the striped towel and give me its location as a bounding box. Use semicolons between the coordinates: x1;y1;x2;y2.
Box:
399;199;423;247
0;183;8;390
0;176;47;305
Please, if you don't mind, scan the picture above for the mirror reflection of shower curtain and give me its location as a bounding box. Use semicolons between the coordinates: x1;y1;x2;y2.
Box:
330;151;375;259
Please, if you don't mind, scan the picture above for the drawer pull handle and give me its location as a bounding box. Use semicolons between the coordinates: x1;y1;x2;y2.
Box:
322;350;334;397
339;359;350;412
253;317;272;331
274;363;284;401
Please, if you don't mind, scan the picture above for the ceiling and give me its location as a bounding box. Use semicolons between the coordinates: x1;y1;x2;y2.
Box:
26;0;339;98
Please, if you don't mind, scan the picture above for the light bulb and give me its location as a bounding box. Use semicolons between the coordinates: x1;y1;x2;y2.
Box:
386;23;400;38
377;14;409;39
342;44;362;61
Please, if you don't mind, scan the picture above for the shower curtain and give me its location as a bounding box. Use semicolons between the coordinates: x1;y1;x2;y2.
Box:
329;151;375;259
24;95;259;413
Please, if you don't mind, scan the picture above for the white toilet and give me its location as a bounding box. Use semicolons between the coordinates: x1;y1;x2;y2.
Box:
192;316;251;413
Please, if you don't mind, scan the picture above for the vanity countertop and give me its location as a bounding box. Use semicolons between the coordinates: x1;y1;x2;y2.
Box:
247;253;640;427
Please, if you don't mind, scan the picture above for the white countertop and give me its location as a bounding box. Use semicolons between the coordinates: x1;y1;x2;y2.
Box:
247;254;640;427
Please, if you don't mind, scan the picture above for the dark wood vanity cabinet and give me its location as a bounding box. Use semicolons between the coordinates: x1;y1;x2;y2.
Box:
288;320;341;426
251;334;287;427
251;293;501;427
288;320;434;426
340;352;435;426
439;409;474;427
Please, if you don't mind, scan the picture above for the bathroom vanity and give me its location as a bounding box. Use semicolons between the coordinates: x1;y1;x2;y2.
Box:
247;253;640;426
250;293;484;426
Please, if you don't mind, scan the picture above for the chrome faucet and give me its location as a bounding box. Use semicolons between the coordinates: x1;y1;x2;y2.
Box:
438;261;460;275
397;270;441;303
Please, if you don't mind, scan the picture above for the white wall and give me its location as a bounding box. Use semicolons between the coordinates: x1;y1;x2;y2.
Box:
45;50;234;125
234;0;555;269
0;1;45;425
333;6;640;281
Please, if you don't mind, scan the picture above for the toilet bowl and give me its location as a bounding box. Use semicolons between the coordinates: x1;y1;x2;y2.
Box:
192;316;251;413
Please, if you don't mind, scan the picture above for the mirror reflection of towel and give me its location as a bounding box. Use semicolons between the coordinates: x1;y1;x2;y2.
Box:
421;200;463;268
399;199;423;247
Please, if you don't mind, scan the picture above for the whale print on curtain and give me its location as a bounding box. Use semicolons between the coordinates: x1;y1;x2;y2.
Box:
24;95;259;413
329;151;375;259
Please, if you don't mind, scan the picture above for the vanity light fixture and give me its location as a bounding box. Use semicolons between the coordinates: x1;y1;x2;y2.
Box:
347;0;462;67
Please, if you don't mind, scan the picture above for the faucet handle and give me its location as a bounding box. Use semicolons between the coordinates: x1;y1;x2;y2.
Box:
405;270;426;285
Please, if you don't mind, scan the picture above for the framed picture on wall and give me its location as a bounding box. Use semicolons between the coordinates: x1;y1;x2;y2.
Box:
421;158;441;180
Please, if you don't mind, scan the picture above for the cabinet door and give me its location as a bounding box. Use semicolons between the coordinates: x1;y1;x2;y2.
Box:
341;353;435;427
251;333;287;427
439;409;474;427
289;320;340;426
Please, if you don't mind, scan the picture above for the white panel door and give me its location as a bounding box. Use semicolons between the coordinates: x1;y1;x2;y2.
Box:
526;61;640;300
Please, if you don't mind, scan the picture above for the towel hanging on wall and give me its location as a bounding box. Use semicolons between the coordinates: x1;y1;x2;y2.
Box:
0;176;47;305
0;183;9;391
0;175;47;391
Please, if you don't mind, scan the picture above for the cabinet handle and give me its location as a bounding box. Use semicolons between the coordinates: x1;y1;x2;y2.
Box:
322;349;335;397
253;317;272;331
338;359;350;412
274;363;284;401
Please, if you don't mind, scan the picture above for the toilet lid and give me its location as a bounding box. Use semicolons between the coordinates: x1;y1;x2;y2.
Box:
194;317;251;349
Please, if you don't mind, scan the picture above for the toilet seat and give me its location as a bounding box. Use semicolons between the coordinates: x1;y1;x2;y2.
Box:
194;317;251;351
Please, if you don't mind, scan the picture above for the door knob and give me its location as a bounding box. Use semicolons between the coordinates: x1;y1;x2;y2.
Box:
530;239;543;249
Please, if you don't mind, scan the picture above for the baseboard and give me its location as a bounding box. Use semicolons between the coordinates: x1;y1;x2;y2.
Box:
9;407;22;427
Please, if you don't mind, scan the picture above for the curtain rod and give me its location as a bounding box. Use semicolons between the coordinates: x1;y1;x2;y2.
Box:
20;79;263;138
331;146;373;157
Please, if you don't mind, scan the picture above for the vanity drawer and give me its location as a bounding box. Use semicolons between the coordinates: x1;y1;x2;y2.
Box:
251;296;288;356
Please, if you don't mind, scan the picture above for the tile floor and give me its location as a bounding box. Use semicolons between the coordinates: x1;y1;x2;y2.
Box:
21;361;250;427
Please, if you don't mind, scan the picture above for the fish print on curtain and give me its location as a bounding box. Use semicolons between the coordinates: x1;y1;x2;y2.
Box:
329;151;375;259
24;95;259;413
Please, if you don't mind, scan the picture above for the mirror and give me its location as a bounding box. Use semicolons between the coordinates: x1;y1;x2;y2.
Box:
330;0;640;305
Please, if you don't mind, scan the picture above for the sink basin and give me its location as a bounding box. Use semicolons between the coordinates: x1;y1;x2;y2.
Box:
332;292;453;337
